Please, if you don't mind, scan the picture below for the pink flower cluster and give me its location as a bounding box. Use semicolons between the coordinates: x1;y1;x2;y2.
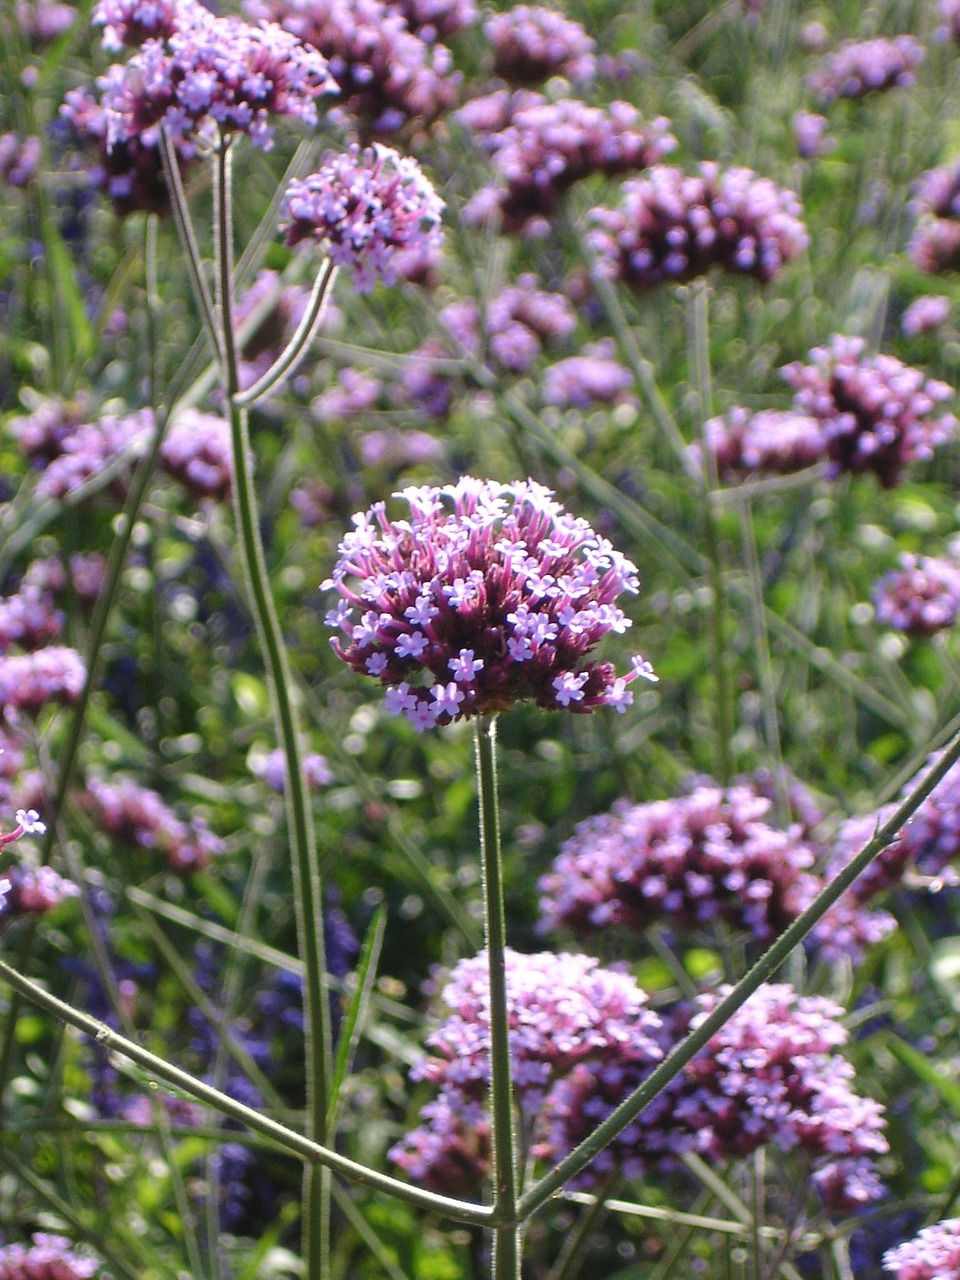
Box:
392;0;475;42
873;554;960;636
323;477;656;729
0;1235;98;1280
908;161;960;274
543;340;633;409
0;864;79;921
589;163;808;289
0;133;41;188
938;0;960;43
781;335;957;488
0;648;86;718
807;36;924;105
901;295;950;337
93;0;190;49
483;6;596;86
884;1218;960;1280
438;276;575;373
698;407;826;482
30;410;151;501
0;588;63;654
462;96;676;235
538;780;821;944
243;0;458;137
251;748;333;791
80;777;223;872
159;411;232;501
281;144;444;293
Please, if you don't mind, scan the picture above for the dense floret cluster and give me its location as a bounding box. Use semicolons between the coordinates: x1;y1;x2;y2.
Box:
884;1218;960;1279
538;781;821;943
807;36;924;104
543;341;633;408
792;110;833;158
391;0;475;41
0;1235;99;1280
483;6;596;86
436;277;575;373
901;295;950;337
938;0;960;43
251;747;333;791
873;554;960;635
80;777;224;872
280;144;444;292
907;161;960;274
92;0;196;49
0;864;79;920
0;133;41;188
0;648;86;717
242;0;458;137
0;588;63;653
323;477;655;729
780;335;957;487
159;411;232;501
699;407;826;481
20;409;152;501
463;97;675;235
589;164;808;289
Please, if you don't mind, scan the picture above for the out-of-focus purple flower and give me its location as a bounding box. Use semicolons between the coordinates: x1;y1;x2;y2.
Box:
391;0;475;41
484;5;595;86
0;647;85;717
938;0;960;43
160;411;231;501
243;0;458;138
590;164;808;290
33;411;151;500
360;428;445;468
314;368;384;420
792;110;833;159
781;335;957;488
98;9;338;155
397;339;455;417
807;36;924;105
543;340;633;408
0;864;79;920
697;406;826;482
281;144;444;293
873;554;960;636
0;134;41;188
80;776;223;872
434;277;574;374
455;88;540;136
0;1235;99;1279
538;781;821;943
902;295;951;337
13;0;75;41
0;588;62;654
539;984;888;1206
884;1218;960;1279
8;394;91;463
323;477;655;728
390;1091;490;1197
907;166;960;273
252;747;334;791
464;98;675;235
910;161;960;222
93;0;199;49
70;552;109;601
290;479;335;527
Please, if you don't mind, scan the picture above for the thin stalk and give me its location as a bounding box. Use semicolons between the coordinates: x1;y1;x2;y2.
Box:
0;952;494;1225
212;139;334;1276
160;128;220;359
474;715;521;1280
234;259;336;406
517;724;960;1219
687;281;733;783
545;1179;614;1280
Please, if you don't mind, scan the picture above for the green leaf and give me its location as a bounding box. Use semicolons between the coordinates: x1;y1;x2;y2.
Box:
327;904;387;1134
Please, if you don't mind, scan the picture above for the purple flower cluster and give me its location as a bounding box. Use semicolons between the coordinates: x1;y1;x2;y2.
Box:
14;0;76;42
0;864;79;921
698;407;826;482
8;394;91;463
463;96;676;235
80;776;224;872
391;0;475;42
907;161;960;275
542;340;634;409
0;134;41;188
483;6;596;86
0;1235;98;1280
589;164;808;290
901;295;950;337
97;6;338;153
780;335;957;488
92;0;193;49
280;144;444;293
884;1218;960;1279
938;0;960;44
873;554;960;636
539;984;888;1207
243;0;458;138
360;428;445;469
323;477;656;729
160;411;232;501
251;747;333;791
792;110;833;159
27;410;152;501
0;648;86;718
538;780;821;944
435;276;575;374
0;588;63;654
807;36;924;105
23;553;107;604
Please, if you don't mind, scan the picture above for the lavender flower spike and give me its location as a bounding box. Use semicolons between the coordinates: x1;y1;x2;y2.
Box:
323;477;655;729
281;144;444;293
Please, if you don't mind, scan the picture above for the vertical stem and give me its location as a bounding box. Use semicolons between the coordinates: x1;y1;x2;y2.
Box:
474;715;521;1280
212;139;333;1276
687;281;733;784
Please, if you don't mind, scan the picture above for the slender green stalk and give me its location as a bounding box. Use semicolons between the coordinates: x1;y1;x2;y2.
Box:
545;1179;614;1280
160;127;220;359
517;724;960;1218
474;716;521;1280
687;281;733;783
234;258;336;406
211;138;334;1276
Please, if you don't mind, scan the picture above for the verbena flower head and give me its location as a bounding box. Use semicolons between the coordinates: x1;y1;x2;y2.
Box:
781;335;958;488
159;410;231;501
873;554;960;636
884;1218;960;1279
902;295;950;338
0;1234;99;1279
538;780;821;944
323;477;655;729
792;110;833;159
392;0;475;42
0;587;63;654
938;0;960;43
484;5;596;86
81;776;223;872
281;144;444;293
98;7;338;152
93;0;200;50
462;97;676;235
697;406;826;482
0;133;41;188
251;747;333;791
33;411;151;500
0;648;86;717
589;163;808;290
543;341;634;409
807;36;924;105
908;162;960;274
1;864;79;920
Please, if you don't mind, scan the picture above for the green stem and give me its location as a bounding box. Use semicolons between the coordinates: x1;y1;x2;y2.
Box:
517;725;960;1218
474;716;521;1280
212;139;333;1277
234;258;336;406
0;953;493;1225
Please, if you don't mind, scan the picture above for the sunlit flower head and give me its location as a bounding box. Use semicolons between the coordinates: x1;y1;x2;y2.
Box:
807;35;924;105
323;477;655;729
884;1218;960;1279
